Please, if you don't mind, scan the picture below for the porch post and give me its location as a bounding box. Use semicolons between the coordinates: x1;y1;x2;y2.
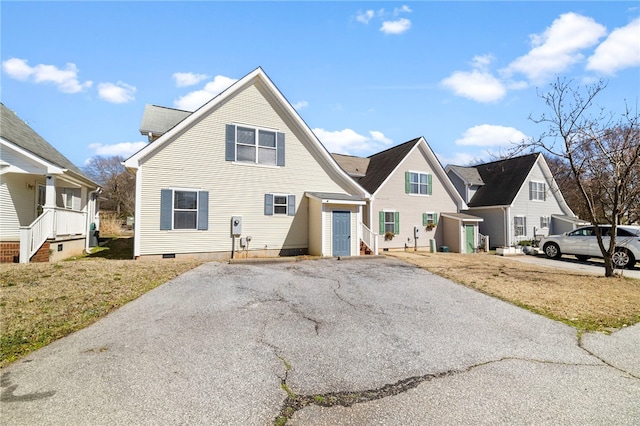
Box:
19;227;31;263
45;175;57;238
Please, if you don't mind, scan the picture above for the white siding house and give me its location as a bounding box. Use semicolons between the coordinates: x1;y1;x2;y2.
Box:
124;68;370;259
446;153;579;249
0;103;100;263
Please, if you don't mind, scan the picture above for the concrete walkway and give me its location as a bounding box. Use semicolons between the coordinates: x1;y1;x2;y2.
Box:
2;258;638;425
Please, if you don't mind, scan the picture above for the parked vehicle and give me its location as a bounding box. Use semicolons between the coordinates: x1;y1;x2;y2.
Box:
540;225;640;269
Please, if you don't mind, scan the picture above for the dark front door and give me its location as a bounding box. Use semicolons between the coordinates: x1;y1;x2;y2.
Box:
332;211;351;256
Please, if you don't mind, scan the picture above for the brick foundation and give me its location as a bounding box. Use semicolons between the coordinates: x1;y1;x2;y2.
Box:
0;242;20;263
31;242;51;263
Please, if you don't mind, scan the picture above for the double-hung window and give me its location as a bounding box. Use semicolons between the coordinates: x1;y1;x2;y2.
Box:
160;189;208;230
379;211;399;234
530;181;546;201
405;171;432;195
226;124;285;166
514;216;526;237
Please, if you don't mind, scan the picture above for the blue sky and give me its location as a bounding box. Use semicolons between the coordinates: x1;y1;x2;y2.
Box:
2;1;639;169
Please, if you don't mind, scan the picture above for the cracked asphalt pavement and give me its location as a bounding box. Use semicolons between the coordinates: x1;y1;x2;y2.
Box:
1;257;638;425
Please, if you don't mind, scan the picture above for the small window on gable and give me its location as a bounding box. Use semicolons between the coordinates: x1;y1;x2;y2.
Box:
226;124;285;166
530;181;546;201
405;172;432;195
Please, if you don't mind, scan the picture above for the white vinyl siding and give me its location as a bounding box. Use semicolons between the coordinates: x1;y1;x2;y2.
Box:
136;83;350;256
372;143;458;249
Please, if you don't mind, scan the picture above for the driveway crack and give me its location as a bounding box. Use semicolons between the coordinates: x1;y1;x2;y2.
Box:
577;332;639;379
272;355;625;425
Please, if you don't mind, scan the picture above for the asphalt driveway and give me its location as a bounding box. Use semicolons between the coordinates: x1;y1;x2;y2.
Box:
2;257;638;425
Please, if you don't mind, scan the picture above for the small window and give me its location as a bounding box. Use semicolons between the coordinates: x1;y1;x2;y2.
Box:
423;212;438;226
264;193;296;216
540;216;550;229
406;172;432;195
530;181;546;201
514;216;526;236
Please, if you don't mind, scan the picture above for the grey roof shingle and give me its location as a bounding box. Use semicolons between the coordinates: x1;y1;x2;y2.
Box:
139;104;192;136
357;138;421;194
331;153;370;177
448;165;484;186
465;153;539;207
0;103;90;180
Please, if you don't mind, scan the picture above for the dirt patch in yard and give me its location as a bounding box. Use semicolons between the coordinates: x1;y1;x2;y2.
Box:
387;250;640;332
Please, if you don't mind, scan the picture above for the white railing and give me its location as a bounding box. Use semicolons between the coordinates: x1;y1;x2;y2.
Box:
361;223;379;255
19;208;87;263
54;208;87;236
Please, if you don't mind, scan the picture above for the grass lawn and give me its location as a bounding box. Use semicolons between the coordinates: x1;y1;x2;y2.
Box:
2;241;639;367
387;250;640;333
0;237;203;367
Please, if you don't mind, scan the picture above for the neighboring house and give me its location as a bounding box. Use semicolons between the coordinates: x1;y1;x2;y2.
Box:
446;153;582;249
0;103;100;263
124;67;371;260
333;137;483;253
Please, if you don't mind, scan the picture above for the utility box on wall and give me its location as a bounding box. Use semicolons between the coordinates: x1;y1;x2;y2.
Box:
231;216;242;236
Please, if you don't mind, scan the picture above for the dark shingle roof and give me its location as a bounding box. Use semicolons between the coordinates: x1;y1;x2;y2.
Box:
466;153;538;207
0;103;88;178
357;138;420;193
139;104;192;136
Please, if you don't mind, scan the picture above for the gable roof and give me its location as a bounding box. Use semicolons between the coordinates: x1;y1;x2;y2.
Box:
446;165;485;186
465;153;538;207
331;153;370;177
124;67;369;197
139;104;191;138
0;103;95;184
357;138;420;194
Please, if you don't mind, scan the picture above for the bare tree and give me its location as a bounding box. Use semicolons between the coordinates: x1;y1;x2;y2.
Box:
524;77;640;277
84;156;135;218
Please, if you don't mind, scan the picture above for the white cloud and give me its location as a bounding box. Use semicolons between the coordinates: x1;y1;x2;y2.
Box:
380;18;411;35
88;141;148;157
587;17;640;75
505;12;607;83
454;124;529;147
173;72;209;87
437;151;479;167
98;81;136;103
394;5;412;15
356;10;375;24
1;58;92;93
313;128;392;155
441;70;506;103
174;75;237;111
293;100;308;110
